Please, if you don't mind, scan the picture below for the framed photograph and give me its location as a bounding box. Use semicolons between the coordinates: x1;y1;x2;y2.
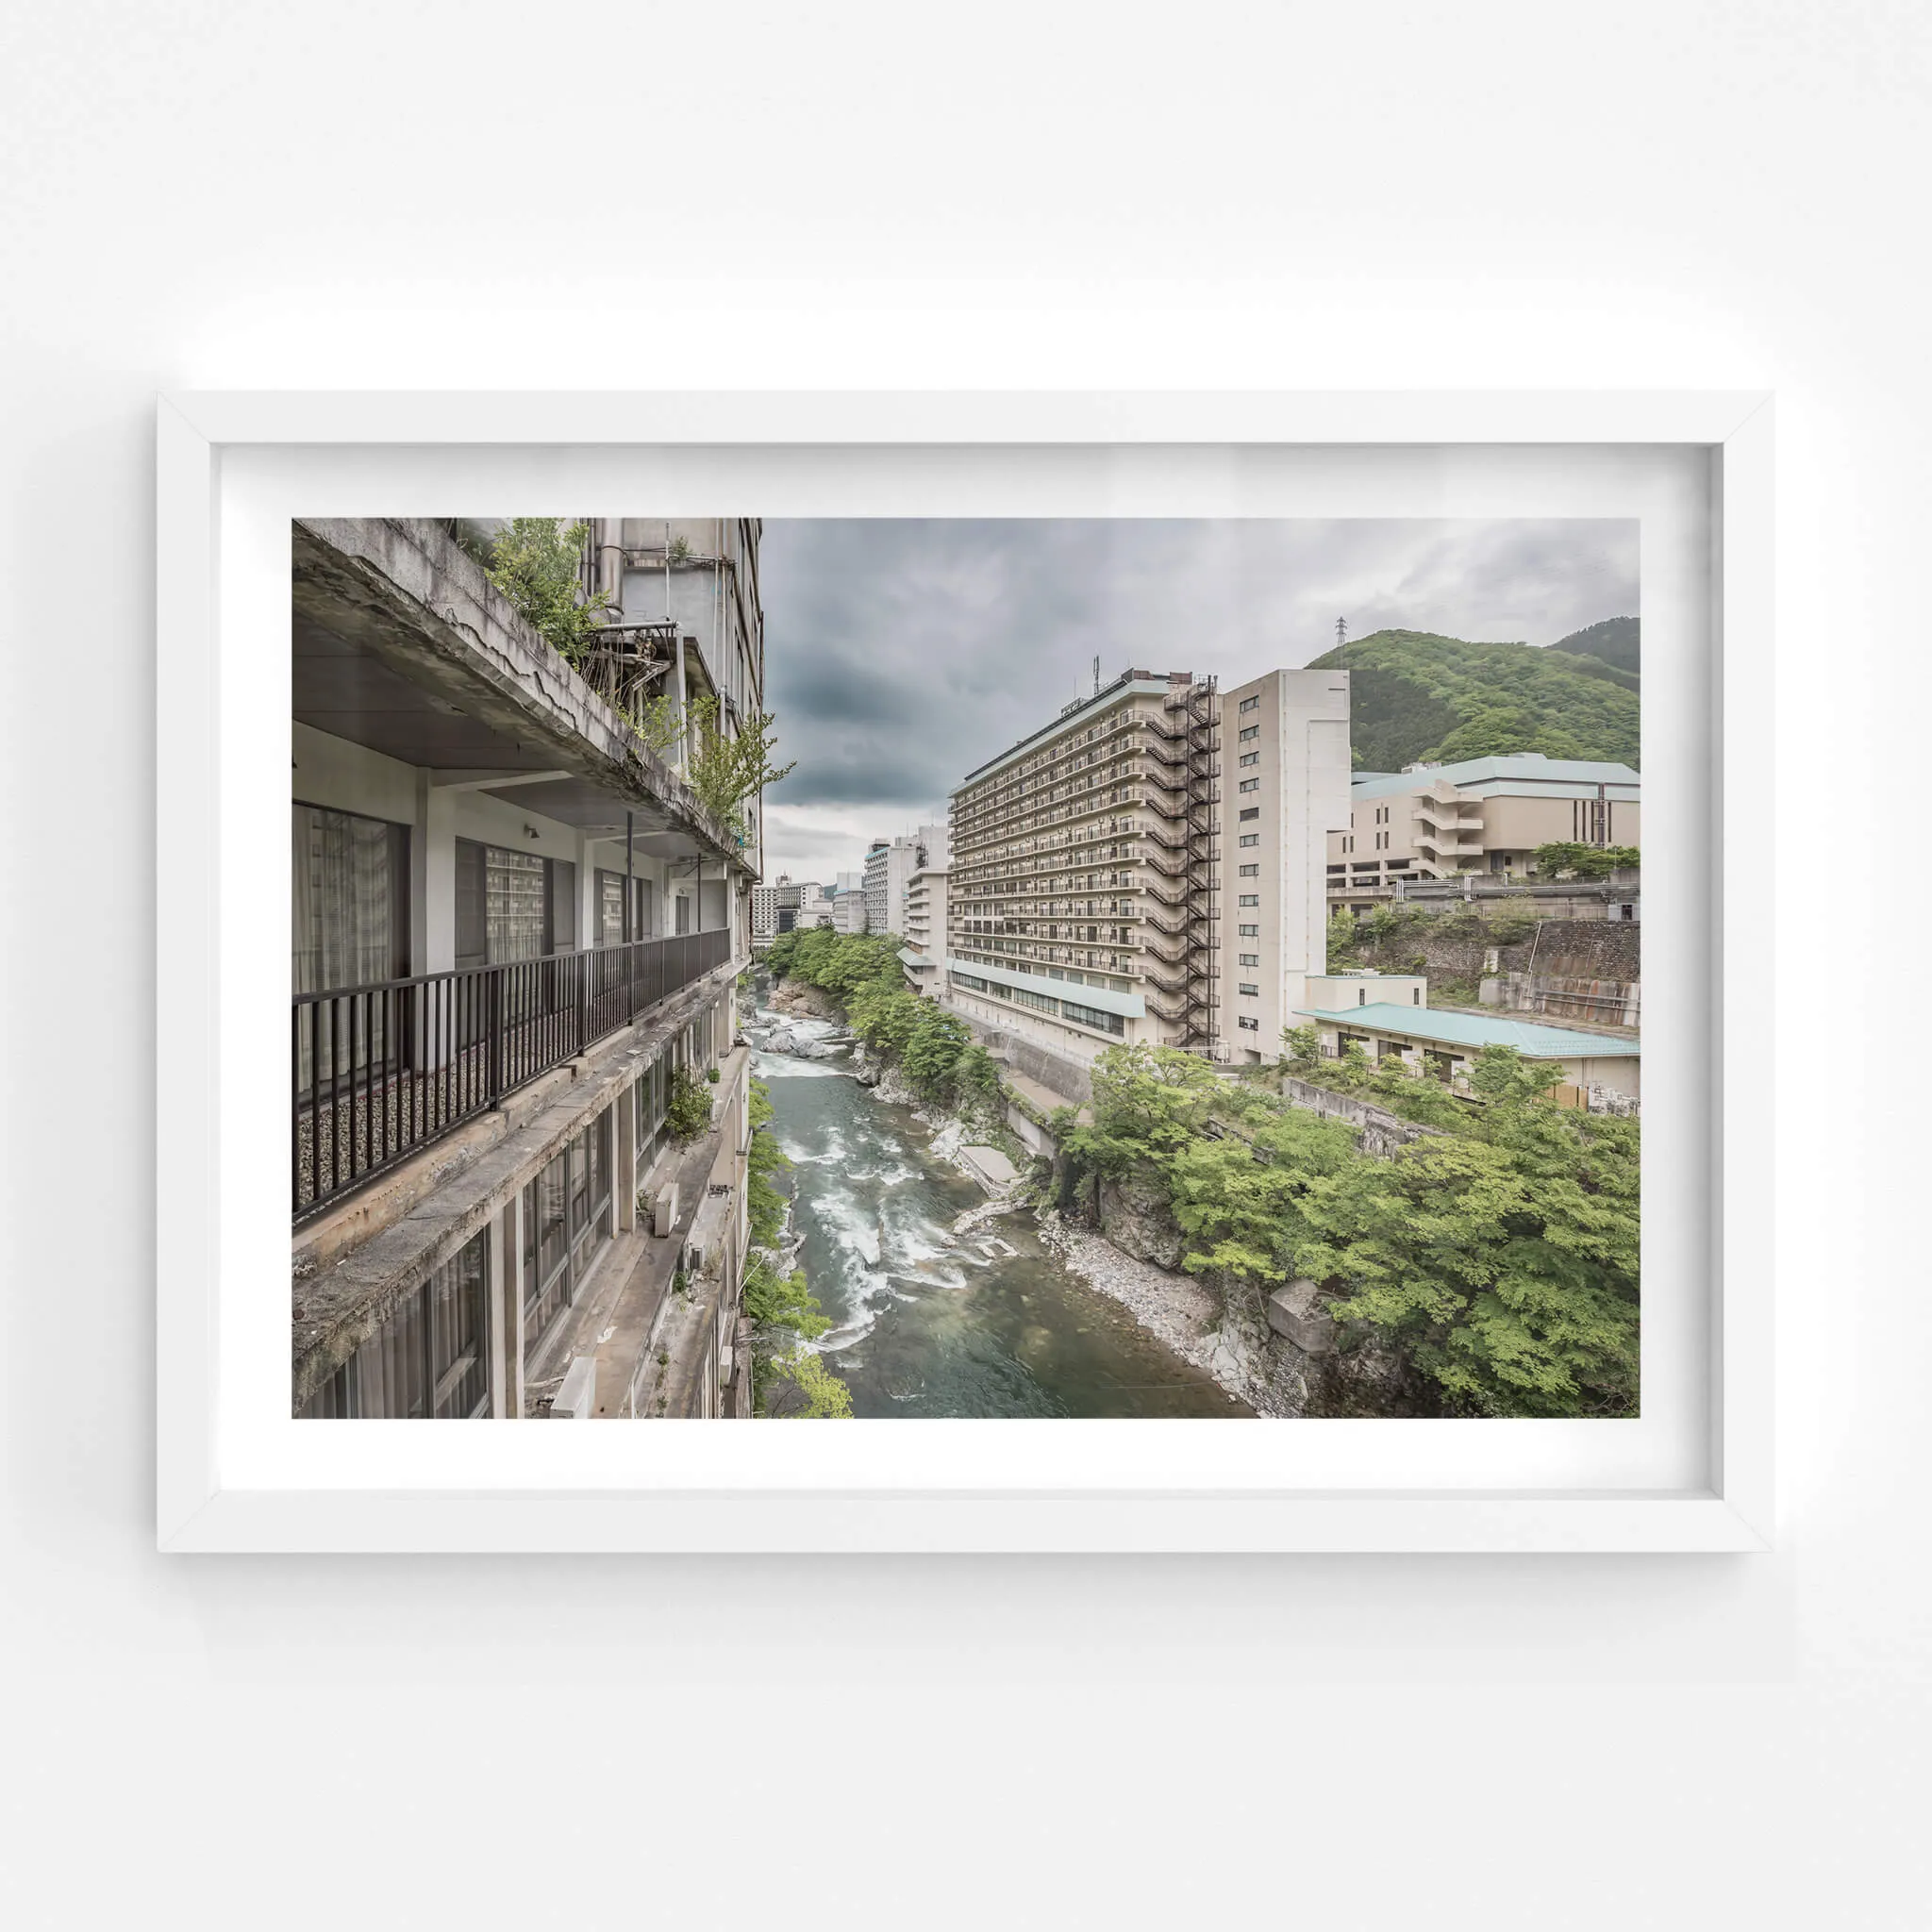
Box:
156;391;1772;1552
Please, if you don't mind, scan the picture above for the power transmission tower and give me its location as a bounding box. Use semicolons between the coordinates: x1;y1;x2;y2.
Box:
1336;616;1348;667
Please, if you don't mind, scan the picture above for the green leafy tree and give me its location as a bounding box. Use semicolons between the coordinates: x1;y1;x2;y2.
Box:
1064;1043;1221;1180
1533;841;1640;880
952;1042;1002;1108
1300;1049;1640;1417
745;1077;789;1248
761;1347;855;1419
743;1255;828;1340
1327;907;1358;968
664;1062;713;1142
903;1008;968;1098
1168;1108;1357;1283
1065;1040;1638;1419
683;693;796;838
484;518;612;663
1279;1024;1323;1074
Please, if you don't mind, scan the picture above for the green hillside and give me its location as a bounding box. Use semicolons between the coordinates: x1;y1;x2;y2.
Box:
1309;627;1641;771
1549;615;1640;677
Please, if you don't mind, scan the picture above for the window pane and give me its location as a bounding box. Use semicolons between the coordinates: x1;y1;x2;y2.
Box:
569;1129;590;1235
428;1231;490;1420
597;870;626;946
486;848;547;962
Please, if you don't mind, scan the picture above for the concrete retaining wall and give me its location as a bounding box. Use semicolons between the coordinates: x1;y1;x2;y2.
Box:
949;1010;1094;1107
1276;1075;1442;1155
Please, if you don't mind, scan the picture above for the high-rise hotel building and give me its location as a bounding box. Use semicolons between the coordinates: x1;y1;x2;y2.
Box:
945;665;1349;1067
946;671;1222;1060
1221;667;1354;1062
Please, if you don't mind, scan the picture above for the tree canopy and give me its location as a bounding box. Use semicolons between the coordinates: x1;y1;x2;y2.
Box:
484;517;612;662
1064;1041;1640;1418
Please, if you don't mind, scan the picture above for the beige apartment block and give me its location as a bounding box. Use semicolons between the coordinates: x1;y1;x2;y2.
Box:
947;671;1220;1062
1220;668;1355;1065
1328;753;1642;908
947;665;1346;1069
899;860;950;998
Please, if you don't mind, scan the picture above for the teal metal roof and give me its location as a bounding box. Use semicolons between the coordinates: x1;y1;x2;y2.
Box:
897;947;937;970
1349;753;1640;803
1295;1003;1641;1058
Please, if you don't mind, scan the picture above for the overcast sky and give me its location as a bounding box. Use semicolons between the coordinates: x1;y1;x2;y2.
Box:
758;518;1637;886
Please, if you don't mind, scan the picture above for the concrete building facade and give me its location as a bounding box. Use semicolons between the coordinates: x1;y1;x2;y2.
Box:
864;824;948;940
946;666;1349;1069
291;518;762;1421
1328;753;1642;909
752;874;815;939
1220;667;1354;1063
899;858;950;997
945;670;1222;1063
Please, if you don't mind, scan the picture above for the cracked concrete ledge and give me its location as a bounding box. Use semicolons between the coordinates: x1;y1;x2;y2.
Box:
292;517;744;861
289;958;742;1409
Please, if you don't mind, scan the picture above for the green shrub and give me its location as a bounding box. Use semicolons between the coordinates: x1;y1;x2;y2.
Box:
483;518;612;663
664;1064;713;1142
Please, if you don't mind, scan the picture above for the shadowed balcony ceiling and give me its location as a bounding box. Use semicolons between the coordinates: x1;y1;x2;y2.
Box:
292;521;717;852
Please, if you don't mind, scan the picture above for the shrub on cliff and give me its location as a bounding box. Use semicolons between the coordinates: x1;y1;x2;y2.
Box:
1070;1041;1640;1420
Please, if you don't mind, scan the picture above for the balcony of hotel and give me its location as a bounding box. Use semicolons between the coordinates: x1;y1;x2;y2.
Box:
292;518;753;1235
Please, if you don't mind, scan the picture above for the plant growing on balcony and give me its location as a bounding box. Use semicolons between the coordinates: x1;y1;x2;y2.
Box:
482;518;613;664
664;1064;713;1143
618;691;686;761
681;694;796;836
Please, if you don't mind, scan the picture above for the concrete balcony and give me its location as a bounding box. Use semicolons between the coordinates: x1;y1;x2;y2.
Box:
294;518;744;868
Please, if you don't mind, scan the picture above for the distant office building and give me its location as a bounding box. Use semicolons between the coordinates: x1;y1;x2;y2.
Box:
753;874;814;939
864;824;948;939
899;855;950;997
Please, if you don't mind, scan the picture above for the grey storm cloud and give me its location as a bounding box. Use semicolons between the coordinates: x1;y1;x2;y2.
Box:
758;517;1636;879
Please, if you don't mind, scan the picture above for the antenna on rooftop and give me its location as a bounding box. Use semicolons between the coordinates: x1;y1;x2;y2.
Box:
1092;655;1100;697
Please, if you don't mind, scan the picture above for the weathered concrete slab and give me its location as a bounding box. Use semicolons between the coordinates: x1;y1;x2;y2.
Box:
290;958;741;1410
963;1145;1018;1187
1267;1278;1339;1355
293;518;739;857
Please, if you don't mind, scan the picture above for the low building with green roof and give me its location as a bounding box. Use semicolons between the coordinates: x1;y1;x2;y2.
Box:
1292;1000;1641;1111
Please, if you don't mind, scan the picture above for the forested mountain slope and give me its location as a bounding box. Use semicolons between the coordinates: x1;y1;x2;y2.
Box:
1308;626;1641;771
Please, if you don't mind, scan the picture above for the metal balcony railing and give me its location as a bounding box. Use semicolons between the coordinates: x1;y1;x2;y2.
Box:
292;928;731;1223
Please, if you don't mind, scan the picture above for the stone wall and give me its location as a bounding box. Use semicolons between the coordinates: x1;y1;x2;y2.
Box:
1349;913;1641;1024
950;1009;1095;1107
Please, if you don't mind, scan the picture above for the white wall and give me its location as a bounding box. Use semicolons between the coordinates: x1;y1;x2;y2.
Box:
3;6;1925;1929
293;722;678;964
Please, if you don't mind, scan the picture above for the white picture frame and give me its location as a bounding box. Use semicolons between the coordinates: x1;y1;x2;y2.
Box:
157;391;1773;1554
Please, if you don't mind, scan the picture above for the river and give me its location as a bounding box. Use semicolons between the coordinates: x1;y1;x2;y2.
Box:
746;1004;1249;1418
